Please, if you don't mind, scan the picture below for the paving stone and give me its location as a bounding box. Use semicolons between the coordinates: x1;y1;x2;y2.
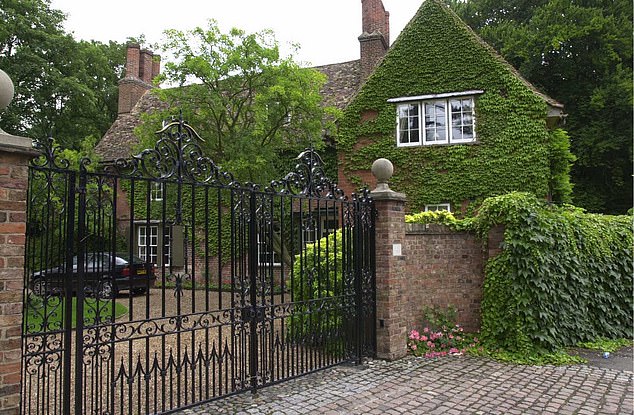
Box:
177;356;633;414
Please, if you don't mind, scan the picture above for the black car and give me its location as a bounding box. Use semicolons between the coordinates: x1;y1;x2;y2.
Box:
31;252;156;298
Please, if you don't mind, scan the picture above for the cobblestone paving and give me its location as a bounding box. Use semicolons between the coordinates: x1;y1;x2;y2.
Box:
179;356;633;414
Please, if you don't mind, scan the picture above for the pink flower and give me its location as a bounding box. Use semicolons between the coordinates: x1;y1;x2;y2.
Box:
449;348;459;354
449;334;454;339
411;344;417;350
423;327;429;333
420;335;428;342
427;341;433;347
430;343;436;349
409;330;420;340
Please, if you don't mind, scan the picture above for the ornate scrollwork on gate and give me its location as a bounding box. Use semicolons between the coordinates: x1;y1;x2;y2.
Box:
268;148;345;199
31;136;70;170
106;114;235;185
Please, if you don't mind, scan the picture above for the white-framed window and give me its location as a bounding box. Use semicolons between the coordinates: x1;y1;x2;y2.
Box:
390;90;481;147
257;233;281;267
397;103;421;146
151;182;163;201
162;226;171;267
138;225;158;264
425;203;451;212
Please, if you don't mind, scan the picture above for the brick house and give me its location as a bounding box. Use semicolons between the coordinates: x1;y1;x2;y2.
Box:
336;0;566;213
95;0;565;269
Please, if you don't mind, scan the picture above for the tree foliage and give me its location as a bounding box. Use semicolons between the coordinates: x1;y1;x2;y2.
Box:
447;0;633;213
138;20;337;184
0;0;126;149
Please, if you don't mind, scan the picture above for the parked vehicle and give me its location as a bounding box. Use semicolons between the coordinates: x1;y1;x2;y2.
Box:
31;252;156;298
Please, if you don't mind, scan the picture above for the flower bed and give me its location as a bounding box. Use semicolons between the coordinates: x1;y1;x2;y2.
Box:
408;324;479;358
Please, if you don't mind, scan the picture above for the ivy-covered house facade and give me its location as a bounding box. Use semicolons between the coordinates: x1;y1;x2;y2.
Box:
94;0;570;271
336;0;569;214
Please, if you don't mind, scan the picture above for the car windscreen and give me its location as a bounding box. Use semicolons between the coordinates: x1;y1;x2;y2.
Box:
115;253;146;265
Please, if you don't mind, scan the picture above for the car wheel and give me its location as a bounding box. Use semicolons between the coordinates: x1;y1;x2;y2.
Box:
97;279;117;299
32;278;46;297
132;287;147;295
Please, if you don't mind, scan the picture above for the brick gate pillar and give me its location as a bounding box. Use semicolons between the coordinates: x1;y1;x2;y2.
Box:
0;69;37;415
370;158;408;360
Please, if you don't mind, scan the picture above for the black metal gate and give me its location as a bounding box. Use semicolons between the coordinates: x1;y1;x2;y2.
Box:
21;116;375;415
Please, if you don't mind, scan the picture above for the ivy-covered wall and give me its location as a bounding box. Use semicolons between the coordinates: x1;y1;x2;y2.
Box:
337;0;571;211
471;193;633;353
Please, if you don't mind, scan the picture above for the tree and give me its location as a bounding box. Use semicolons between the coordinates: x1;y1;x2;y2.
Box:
0;0;126;150
447;0;633;214
137;21;337;184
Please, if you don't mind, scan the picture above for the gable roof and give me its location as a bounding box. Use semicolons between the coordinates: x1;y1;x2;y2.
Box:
388;0;563;110
94;60;362;162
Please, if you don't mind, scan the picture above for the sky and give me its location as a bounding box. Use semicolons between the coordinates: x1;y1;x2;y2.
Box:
49;0;423;67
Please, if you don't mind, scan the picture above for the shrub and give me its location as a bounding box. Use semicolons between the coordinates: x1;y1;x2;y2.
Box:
288;229;352;347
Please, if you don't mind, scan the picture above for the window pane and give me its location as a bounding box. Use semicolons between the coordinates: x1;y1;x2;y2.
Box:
397;103;420;145
449;98;475;142
463;126;474;140
399;118;408;131
399;130;409;144
424;101;447;144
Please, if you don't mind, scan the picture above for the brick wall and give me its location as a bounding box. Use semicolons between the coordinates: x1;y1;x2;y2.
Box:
370;180;502;359
0;146;35;415
403;223;485;332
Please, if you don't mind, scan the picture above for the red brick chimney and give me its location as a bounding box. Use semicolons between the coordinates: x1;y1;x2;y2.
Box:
118;44;161;114
359;0;390;82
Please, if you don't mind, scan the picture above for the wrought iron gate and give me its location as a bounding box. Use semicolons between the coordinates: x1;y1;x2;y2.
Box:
21;116;376;415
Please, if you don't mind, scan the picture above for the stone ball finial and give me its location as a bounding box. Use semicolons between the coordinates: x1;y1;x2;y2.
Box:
371;158;394;192
0;69;14;112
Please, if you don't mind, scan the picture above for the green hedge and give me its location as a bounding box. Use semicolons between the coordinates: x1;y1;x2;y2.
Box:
471;192;633;353
289;229;351;347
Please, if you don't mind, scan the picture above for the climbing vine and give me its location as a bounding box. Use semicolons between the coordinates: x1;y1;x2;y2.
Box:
473;193;633;353
408;192;633;354
337;0;574;212
405;192;634;359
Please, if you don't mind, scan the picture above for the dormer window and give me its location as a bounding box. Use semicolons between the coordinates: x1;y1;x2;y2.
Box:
389;90;482;147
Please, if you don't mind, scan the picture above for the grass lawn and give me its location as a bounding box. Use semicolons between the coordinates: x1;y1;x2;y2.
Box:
24;296;128;333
